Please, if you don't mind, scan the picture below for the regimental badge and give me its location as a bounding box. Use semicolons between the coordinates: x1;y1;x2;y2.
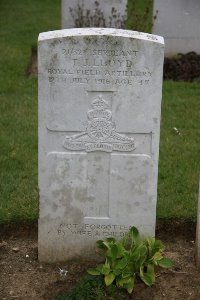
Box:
63;95;135;153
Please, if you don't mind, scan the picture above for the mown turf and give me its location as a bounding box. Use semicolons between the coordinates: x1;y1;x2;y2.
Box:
0;0;199;223
158;81;200;220
0;0;60;223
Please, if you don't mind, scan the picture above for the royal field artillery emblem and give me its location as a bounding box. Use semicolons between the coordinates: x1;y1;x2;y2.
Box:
63;95;135;153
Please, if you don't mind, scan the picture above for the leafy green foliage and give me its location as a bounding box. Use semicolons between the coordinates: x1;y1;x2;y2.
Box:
87;226;173;294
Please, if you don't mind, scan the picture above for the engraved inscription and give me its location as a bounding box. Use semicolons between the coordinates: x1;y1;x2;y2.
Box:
72;58;134;68
48;66;152;86
146;34;158;41
63;95;135;153
57;223;131;238
61;48;138;57
47;41;153;87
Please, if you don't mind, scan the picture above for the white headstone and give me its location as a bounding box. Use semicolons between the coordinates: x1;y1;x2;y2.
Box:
153;0;200;56
61;0;127;29
38;28;164;262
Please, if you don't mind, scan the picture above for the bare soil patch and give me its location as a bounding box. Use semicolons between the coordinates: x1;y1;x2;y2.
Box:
164;52;200;82
0;221;200;300
26;47;37;77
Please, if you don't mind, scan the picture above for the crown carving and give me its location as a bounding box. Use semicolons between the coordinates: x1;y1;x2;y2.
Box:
91;95;109;110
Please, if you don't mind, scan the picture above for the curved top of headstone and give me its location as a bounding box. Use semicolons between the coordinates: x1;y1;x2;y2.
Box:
38;28;164;45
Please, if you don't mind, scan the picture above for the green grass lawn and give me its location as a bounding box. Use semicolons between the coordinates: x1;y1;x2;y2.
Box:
0;0;60;223
0;0;199;223
158;81;200;220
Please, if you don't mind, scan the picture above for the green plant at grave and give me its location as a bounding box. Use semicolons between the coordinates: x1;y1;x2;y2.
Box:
87;226;173;294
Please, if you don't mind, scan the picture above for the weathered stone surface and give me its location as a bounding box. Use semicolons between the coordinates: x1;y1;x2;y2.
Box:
61;0;127;29
153;0;200;56
38;28;164;262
